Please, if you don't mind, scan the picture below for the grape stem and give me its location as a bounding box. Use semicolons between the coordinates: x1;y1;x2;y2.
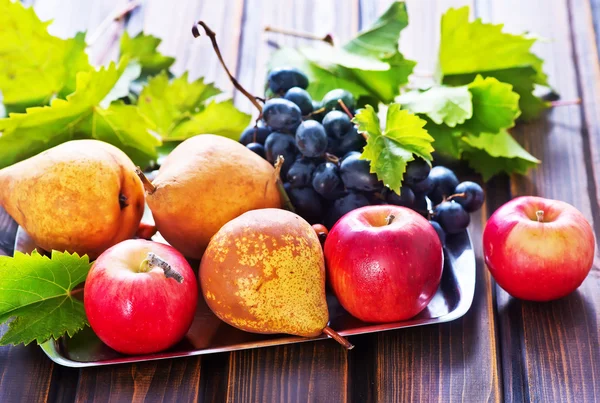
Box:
550;99;581;107
322;326;354;349
135;167;157;194
272;156;296;213
536;210;544;222
445;192;466;202
325;153;340;165
264;26;334;45
192;21;263;114
337;99;354;119
385;214;396;225
306;106;327;119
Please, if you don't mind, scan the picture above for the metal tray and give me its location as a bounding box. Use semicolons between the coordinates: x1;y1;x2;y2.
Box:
14;225;475;368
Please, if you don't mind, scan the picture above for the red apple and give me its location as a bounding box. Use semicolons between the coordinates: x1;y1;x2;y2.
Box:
483;196;595;301
84;239;198;355
324;205;443;323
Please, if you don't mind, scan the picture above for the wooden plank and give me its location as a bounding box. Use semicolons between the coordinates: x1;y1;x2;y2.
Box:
222;0;358;401
350;1;502;402
478;0;600;401
74;358;202;402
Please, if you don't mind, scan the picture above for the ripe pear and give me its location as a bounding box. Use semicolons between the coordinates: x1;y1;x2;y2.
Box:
0;140;145;259
200;208;352;348
142;135;282;259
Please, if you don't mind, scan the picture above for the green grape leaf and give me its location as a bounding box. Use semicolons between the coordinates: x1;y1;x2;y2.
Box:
0;0;92;111
137;71;249;141
343;1;409;59
120;31;175;77
458;75;520;134
460;131;540;180
425;121;463;160
138;71;222;135
167;100;252;141
398;86;473;127
0;60;160;169
439;6;550;119
0;251;92;346
266;1;414;104
354;104;434;194
443;67;549;121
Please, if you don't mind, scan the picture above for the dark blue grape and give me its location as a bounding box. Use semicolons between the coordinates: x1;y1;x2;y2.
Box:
284;87;313;115
404;158;431;184
428;166;459;204
286;158;317;188
323;111;351;139
429;220;446;245
267;67;309;94
409;176;434;195
414;194;429;215
262;98;302;133
340;152;382;192
246;142;265;158
384;186;415;207
295;120;328;158
333;126;366;156
287;187;324;223
322;89;355;111
433;201;470;234
312;162;346;200
325;192;369;228
239;123;271;145
264;132;298;178
453;181;485;212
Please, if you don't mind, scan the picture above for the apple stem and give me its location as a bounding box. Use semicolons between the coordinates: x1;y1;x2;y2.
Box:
536;210;545;222
135;167;157;195
145;252;184;283
386;214;396;225
322;326;354;350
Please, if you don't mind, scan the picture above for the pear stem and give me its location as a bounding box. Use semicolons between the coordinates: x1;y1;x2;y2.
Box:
144;252;184;283
273;156;296;213
323;326;354;349
135;167;157;195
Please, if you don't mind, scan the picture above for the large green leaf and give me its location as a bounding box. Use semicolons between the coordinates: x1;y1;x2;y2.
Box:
439;6;550;120
398;85;473;127
120;31;175;78
0;251;92;346
0;0;91;111
461;131;540;180
0;60;160;169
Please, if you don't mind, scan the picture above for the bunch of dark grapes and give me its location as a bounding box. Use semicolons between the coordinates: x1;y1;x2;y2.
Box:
238;67;485;246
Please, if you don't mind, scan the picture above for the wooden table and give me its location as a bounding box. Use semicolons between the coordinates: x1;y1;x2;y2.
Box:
1;0;599;401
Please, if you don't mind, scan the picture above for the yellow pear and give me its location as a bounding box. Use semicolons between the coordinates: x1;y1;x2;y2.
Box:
0;140;145;259
142;135;282;259
200;208;352;348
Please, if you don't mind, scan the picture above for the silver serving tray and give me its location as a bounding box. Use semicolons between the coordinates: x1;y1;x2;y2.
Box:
14;225;475;368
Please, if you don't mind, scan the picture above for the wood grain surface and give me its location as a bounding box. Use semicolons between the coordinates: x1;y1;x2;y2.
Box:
0;0;599;402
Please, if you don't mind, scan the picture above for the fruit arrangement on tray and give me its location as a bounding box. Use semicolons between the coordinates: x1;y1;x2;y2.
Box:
0;0;595;363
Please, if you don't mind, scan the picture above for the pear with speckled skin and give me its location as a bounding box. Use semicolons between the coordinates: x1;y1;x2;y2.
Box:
0;140;145;259
199;209;332;338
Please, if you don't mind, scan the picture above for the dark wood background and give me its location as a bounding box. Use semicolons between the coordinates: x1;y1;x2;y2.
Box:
1;0;599;402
